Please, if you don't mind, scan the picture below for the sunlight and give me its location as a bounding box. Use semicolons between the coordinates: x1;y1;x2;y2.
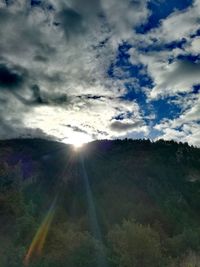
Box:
73;140;84;149
70;142;84;153
62;132;92;149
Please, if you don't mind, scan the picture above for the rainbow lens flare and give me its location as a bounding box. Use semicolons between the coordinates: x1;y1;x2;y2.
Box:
24;197;57;266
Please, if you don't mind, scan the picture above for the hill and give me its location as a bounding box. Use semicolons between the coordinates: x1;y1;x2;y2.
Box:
0;138;200;267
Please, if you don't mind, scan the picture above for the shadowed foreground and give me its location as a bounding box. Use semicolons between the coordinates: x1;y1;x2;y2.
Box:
0;138;200;267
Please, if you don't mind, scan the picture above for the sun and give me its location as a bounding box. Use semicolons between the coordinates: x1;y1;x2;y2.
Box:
73;140;84;149
62;132;92;149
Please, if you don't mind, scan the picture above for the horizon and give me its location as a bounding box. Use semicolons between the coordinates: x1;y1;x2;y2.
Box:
0;136;198;148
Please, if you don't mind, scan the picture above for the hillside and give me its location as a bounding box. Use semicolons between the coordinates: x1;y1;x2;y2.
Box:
0;138;200;267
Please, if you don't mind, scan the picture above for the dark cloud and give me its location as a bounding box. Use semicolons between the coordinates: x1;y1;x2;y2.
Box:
34;87;69;106
55;0;103;40
0;63;25;89
72;0;101;14
110;121;143;132
8;83;68;107
31;84;44;104
0;9;10;23
44;72;65;84
36;43;57;58
77;94;105;100
64;124;88;134
47;93;68;105
18;127;56;140
34;55;49;63
7;85;44;106
0;114;55;140
57;7;84;38
0;115;14;136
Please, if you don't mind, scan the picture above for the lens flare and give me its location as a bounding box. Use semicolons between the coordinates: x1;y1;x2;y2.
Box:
24;197;57;266
80;155;108;267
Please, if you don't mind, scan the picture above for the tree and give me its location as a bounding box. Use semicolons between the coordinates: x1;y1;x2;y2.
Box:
108;220;162;267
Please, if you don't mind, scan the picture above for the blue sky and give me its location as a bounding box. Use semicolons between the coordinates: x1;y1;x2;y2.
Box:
0;0;199;146
136;0;192;33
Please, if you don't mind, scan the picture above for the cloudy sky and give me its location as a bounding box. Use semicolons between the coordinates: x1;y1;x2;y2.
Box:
0;0;200;146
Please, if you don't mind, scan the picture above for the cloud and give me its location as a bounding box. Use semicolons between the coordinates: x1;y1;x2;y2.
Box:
110;120;143;132
186;37;200;55
148;0;200;43
127;0;200;145
150;59;200;98
0;62;26;89
0;0;199;147
154;93;200;146
102;0;149;43
129;42;200;99
155;121;200;147
64;124;88;135
57;7;84;39
0;0;151;143
127;0;200;99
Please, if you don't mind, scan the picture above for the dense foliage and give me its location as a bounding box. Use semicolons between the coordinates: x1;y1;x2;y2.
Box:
0;138;200;267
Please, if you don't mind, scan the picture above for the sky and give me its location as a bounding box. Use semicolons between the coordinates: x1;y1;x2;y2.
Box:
0;0;200;146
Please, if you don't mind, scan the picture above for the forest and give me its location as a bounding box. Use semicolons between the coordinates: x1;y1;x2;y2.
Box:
0;138;200;267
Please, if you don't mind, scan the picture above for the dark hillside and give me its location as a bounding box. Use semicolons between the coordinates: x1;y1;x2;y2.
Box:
0;138;200;267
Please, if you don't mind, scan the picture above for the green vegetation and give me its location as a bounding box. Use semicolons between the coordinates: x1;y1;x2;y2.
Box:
0;138;200;266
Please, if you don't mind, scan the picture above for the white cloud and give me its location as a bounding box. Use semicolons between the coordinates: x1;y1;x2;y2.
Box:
0;0;150;143
22;96;145;142
128;0;200;99
185;37;200;55
155;122;200;147
149;59;200;98
154;94;200;146
148;0;200;43
101;0;150;45
129;40;200;98
0;0;199;147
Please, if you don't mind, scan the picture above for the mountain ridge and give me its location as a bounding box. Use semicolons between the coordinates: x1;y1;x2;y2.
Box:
0;138;200;267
